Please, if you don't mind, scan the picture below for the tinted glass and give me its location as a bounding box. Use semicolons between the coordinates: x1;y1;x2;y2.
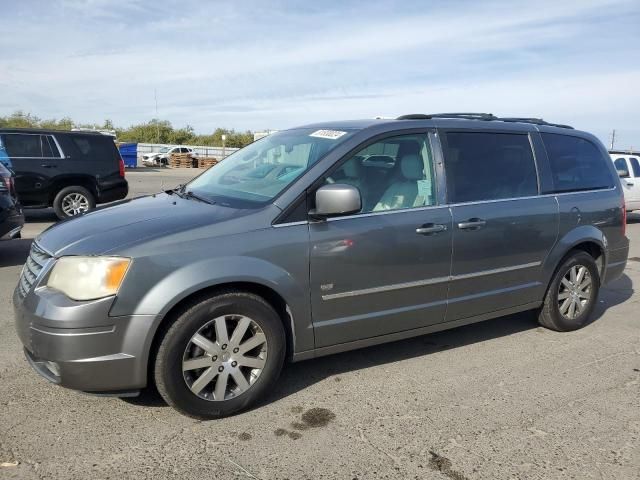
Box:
614;158;629;177
72;137;92;155
629;157;640;177
323;134;436;213
443;132;537;203
541;134;613;192
2;133;42;157
187;128;357;204
46;136;61;157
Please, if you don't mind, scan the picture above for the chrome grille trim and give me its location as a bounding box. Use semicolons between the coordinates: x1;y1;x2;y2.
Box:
17;242;53;299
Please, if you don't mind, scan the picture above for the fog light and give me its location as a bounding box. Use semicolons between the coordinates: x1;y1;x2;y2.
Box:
44;361;60;377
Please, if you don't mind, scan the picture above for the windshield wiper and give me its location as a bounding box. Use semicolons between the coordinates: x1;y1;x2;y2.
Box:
165;184;184;196
183;190;215;205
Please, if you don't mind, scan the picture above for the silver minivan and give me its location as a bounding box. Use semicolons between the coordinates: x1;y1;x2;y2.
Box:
14;114;630;418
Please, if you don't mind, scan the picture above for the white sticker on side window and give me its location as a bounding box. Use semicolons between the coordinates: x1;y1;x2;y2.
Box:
309;129;347;140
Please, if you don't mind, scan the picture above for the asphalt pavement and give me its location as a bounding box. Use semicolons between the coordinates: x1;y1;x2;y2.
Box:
0;169;638;479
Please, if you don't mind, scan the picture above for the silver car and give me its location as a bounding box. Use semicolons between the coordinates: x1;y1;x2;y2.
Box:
14;114;629;418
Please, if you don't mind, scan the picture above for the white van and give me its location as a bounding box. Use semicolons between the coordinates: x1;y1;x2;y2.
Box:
610;151;640;212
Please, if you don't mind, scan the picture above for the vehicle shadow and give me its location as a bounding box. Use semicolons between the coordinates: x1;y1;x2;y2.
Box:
125;274;634;412
24;209;58;223
0;237;32;268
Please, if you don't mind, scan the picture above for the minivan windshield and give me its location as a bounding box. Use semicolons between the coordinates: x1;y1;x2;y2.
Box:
186;128;356;204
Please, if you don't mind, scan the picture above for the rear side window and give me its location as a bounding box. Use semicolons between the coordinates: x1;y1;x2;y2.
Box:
72;137;92;155
630;157;640;177
442;132;538;203
70;135;118;163
541;134;613;192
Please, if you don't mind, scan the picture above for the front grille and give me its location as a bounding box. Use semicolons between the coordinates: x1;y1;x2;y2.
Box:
17;242;52;298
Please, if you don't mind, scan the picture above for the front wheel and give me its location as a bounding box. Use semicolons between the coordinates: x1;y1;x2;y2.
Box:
538;251;600;331
53;186;95;219
154;292;286;419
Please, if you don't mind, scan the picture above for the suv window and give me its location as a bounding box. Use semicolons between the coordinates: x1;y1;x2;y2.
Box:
614;158;629;177
72;137;92;155
2;133;42;157
324;134;436;213
442;132;538;203
630;157;640;177
541;133;613;192
41;135;61;158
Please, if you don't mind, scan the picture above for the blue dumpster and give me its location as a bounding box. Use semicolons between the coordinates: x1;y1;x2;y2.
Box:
118;143;138;168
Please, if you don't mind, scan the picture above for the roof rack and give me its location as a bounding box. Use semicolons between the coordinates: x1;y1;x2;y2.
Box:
396;113;574;129
498;117;574;129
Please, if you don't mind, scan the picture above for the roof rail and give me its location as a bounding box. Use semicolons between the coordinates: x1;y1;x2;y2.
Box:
397;113;496;121
498;117;574;129
396;113;573;129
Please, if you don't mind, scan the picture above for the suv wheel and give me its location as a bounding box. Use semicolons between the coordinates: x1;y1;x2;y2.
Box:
538;251;600;331
154;292;286;419
53;186;96;219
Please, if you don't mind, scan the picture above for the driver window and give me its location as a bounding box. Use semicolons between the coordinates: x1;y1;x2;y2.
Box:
325;134;436;213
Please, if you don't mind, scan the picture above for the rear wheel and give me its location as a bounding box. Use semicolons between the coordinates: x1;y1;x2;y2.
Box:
154;292;286;419
538;251;600;331
53;186;95;219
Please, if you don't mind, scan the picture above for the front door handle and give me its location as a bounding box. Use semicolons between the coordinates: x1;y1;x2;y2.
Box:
458;218;486;230
40;164;57;168
416;223;447;235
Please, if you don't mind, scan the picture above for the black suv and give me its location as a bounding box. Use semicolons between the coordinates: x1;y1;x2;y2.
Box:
0;129;128;219
0;162;24;240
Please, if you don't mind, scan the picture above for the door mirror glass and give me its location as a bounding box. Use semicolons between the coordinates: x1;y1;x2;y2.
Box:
312;184;361;217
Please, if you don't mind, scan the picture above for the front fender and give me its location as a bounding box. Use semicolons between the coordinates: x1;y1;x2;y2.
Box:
130;255;313;354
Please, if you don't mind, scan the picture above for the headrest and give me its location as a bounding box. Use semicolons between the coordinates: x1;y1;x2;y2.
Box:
342;158;360;178
401;154;423;180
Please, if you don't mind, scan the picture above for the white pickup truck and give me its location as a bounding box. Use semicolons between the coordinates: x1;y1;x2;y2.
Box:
142;146;198;167
611;151;640;212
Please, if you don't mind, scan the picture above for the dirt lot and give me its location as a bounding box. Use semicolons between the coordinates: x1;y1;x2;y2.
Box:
1;169;639;479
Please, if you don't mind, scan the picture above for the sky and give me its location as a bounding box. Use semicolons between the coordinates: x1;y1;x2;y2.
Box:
1;0;639;148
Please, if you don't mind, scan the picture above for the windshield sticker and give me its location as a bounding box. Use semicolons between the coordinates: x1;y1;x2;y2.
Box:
309;129;348;140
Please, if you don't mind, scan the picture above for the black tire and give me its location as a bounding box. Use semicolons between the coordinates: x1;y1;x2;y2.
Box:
154;292;286;419
538;251;600;331
52;185;96;220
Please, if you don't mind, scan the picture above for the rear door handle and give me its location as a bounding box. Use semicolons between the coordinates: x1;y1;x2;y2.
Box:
40;164;57;168
457;218;486;230
416;223;447;235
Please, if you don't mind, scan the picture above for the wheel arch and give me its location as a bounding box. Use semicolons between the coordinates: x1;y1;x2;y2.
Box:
48;175;98;205
144;280;298;389
542;225;607;289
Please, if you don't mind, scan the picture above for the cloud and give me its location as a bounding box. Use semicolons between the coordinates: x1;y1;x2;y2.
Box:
0;0;638;147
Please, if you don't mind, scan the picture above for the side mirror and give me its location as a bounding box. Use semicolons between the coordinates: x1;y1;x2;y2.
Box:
311;184;361;218
617;168;629;178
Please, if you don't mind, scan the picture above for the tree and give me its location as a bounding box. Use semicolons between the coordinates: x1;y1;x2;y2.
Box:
0;110;255;147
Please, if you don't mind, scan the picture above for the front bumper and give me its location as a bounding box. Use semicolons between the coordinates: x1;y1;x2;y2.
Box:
13;286;158;394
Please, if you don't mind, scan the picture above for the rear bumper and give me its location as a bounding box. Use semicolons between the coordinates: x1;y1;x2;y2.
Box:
13;286;158;393
603;240;630;284
0;204;24;240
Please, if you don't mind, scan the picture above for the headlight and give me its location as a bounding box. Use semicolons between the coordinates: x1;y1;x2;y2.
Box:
47;256;131;301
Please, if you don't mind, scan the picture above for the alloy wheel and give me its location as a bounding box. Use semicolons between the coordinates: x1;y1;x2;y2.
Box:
557;264;592;320
61;192;90;216
182;315;267;401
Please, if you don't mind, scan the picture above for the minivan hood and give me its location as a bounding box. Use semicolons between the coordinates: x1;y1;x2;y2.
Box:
37;193;252;256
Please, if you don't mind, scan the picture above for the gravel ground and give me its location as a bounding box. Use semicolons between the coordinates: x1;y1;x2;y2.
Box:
0;170;638;479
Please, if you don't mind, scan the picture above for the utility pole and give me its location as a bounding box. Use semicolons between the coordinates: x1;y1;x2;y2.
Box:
610;129;616;150
154;88;160;144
